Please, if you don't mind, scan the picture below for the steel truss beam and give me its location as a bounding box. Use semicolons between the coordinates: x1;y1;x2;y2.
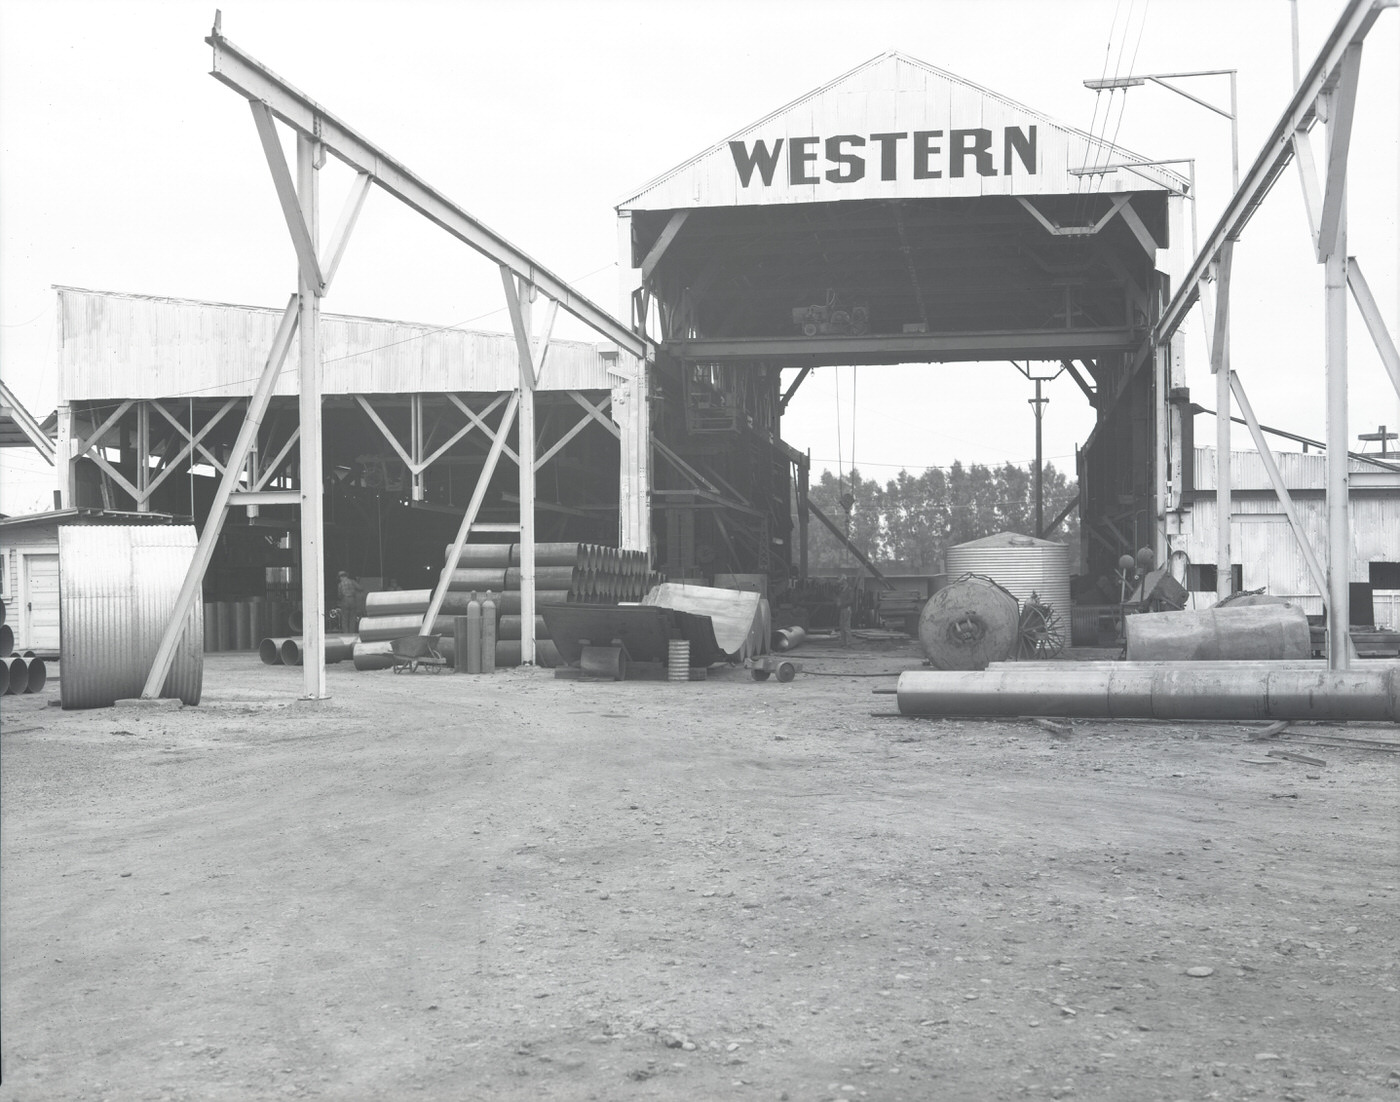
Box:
1154;0;1390;343
665;328;1140;366
0;378;56;464
208;29;643;360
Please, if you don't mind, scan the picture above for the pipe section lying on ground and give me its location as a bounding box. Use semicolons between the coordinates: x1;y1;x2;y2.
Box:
1124;603;1311;661
773;626;807;652
19;656;47;693
895;665;1400;722
274;635;358;667
5;655;29;695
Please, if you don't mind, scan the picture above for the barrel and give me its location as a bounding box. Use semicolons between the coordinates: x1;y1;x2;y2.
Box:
668;639;690;681
203;604;218;652
917;574;1021;670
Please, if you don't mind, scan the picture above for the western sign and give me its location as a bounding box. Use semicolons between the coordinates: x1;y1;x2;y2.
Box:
729;126;1038;188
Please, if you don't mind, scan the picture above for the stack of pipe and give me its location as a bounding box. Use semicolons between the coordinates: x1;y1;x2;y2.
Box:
0;605;48;695
258;635;358;666
202;596;278;653
354;542;648;669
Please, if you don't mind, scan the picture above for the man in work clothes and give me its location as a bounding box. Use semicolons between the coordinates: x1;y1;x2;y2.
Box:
337;570;365;632
837;575;855;647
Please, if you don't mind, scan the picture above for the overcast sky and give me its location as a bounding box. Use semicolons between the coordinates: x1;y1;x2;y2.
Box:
1;0;1396;515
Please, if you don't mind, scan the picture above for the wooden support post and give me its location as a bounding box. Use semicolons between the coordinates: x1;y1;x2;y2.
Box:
56;402;74;507
136;401;150;511
797;457;810;583
410;394;426;501
296;132;327;699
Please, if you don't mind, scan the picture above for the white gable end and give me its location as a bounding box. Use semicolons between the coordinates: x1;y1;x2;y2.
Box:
620;53;1181;211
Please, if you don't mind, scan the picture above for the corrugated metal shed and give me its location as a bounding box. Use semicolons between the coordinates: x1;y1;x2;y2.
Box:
1193;446;1388;490
58;525;203;708
57;288;632;401
619;51;1185;211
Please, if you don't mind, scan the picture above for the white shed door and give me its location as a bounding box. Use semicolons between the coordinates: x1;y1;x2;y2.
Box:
23;553;60;651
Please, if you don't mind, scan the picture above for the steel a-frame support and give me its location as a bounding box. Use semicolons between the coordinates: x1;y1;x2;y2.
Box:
141;112;370;700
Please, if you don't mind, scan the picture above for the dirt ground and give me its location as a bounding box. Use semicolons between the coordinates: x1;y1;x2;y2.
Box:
2;639;1398;1102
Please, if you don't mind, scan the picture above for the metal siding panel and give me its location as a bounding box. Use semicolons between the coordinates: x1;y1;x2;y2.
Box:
58;526;203;708
57;289;614;399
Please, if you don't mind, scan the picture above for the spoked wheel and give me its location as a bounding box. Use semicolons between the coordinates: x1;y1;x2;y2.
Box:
1016;597;1065;659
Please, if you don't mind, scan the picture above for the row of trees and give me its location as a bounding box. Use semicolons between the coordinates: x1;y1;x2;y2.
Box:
801;462;1079;572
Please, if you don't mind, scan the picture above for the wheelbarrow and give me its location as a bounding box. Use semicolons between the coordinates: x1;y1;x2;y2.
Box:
390;634;448;674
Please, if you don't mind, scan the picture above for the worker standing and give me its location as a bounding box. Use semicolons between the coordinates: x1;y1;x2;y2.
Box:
837;575;855;648
337;570;365;633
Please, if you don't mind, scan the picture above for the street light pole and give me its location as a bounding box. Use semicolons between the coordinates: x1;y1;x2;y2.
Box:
1082;68;1241;605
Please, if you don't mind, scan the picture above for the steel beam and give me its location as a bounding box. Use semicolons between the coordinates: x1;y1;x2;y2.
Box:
1317;44;1363;258
0;379;56;464
1155;0;1391;344
1347;259;1400;399
807;501;892;589
665;328;1140;365
141;296;300;699
209;30;644;359
296;133;327;699
421;393;520;634
250;102;326;294
640;211;689;283
1211;243;1234;605
779;366;814;412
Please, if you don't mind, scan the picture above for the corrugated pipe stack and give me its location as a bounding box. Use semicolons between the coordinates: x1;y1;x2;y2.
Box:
353;542;657;669
202;596;286;653
0;602;47;695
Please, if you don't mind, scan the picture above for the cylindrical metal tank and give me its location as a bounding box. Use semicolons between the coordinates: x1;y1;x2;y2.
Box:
917;574;1021;670
943;532;1071;626
0;622;13;657
58;526;203;708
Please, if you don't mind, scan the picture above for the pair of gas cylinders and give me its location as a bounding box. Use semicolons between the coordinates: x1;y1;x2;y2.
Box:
454;595;496;674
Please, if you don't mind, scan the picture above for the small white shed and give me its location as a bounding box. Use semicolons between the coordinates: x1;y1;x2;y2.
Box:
0;509;179;654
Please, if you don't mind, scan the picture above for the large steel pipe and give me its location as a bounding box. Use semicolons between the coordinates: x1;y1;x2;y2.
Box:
1124;604;1311;661
444;568;509;591
496;614;547;642
20;656;47;693
0;623;13;657
773;626;807;652
276;634;359;666
359;614;462;643
895;665;1400;722
5;655;29;695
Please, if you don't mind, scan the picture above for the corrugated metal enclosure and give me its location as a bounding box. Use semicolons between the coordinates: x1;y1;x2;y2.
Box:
1178;448;1400;622
59;526;203;708
57;287;630;400
944;532;1072;624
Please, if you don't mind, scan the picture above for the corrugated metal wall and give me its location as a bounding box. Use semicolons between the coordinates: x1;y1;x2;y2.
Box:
58;526;203;708
1193;447;1383;490
620;52;1180;210
58;288;629;401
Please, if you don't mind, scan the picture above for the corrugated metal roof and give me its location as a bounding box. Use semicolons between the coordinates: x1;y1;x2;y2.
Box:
56;288;632;401
1193;447;1394;490
58;525;203;708
619;51;1185;211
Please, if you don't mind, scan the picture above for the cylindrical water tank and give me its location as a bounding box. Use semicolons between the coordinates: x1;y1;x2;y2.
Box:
944;532;1071;624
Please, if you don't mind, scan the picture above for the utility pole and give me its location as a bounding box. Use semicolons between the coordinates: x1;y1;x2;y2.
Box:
1029;379;1048;536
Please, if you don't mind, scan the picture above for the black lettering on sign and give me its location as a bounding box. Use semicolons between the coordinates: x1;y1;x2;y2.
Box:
913;130;944;179
730;139;785;187
869;133;907;181
950;129;996;177
824;135;866;183
789;137;820;185
1004;125;1037;175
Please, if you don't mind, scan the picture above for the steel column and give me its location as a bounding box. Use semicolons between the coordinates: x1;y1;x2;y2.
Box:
135;401;150;510
1211;243;1234;604
297;134;327;699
